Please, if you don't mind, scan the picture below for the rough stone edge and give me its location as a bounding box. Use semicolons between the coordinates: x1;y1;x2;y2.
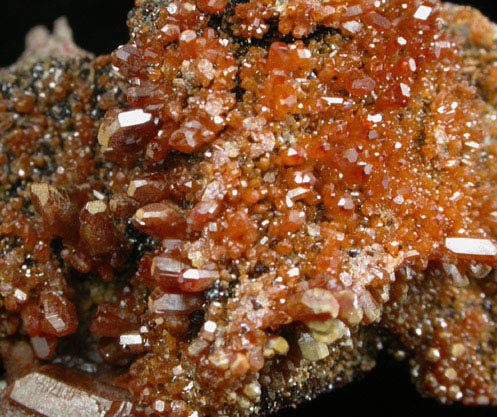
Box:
0;17;92;74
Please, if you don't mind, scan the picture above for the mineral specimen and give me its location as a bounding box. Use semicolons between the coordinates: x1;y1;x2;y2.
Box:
1;0;497;415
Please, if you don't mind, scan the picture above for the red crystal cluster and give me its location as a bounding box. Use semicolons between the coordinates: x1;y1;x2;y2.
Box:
89;0;497;411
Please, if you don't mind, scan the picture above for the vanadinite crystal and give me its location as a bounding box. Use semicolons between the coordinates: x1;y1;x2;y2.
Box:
2;0;497;416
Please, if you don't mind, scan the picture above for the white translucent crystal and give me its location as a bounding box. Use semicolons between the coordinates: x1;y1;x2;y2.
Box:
445;237;497;257
182;269;219;279
414;5;432;20
118;109;152;128
203;321;217;333
342;20;362;34
323;97;344;105
400;83;411;97
119;334;143;346
367;113;383;123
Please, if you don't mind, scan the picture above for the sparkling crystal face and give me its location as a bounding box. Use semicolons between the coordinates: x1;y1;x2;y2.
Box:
6;366;133;417
414;5;433;20
445;238;497;257
117;109;152;128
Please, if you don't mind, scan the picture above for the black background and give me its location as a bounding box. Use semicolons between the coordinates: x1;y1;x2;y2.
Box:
1;1;497;416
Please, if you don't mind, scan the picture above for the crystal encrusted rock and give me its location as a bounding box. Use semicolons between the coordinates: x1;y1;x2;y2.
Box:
2;0;497;416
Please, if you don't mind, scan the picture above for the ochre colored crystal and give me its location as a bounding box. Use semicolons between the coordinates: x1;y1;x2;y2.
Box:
39;292;78;338
132;202;186;238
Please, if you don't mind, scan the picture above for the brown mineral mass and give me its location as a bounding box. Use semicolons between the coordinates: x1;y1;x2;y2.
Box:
1;365;133;417
1;0;497;416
